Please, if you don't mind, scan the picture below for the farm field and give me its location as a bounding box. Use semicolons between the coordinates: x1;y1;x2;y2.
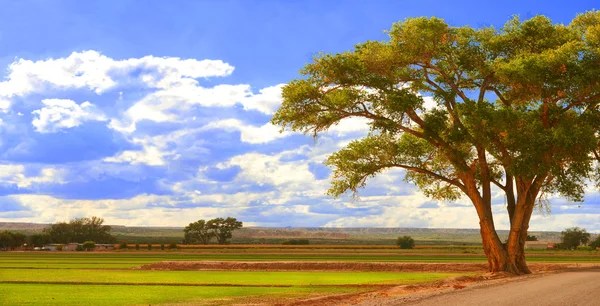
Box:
1;248;599;305
0;250;476;305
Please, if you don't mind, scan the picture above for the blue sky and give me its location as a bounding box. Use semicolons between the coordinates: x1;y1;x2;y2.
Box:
0;0;598;231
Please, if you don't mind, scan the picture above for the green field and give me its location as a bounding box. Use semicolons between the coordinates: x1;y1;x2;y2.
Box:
0;284;355;306
0;251;598;270
0;251;478;305
0;269;463;286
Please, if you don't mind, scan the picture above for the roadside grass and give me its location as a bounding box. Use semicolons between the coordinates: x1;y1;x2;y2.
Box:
0;269;466;286
0;283;355;306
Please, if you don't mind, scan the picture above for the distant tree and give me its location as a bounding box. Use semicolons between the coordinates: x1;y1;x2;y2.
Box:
589;236;600;249
147;243;152;250
0;231;16;251
29;233;51;247
119;241;128;250
560;227;591;250
526;235;538;241
0;231;27;250
207;217;243;245
82;241;96;251
168;242;178;249
46;222;73;244
184;220;214;244
135;243;140;250
47;217;115;244
10;232;26;249
396;236;415;249
160;243;165;250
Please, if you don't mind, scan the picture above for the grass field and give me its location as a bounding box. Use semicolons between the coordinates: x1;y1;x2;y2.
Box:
0;284;355;306
0;251;475;305
0;269;463;286
0;247;597;305
0;250;598;269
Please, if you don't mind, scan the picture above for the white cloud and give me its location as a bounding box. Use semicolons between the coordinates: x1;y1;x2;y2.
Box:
31;99;107;133
238;84;285;114
201;119;291;144
103;146;167;166
328;117;371;136
0;165;63;188
0;50;234;99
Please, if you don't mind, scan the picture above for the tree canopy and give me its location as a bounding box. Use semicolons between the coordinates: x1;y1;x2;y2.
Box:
184;219;214;244
184;217;243;245
46;217;116;244
560;227;591;250
272;11;600;274
207;217;243;245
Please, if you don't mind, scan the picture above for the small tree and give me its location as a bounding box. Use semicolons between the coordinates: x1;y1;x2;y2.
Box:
135;243;140;250
207;217;243;245
82;241;96;251
396;236;415;249
119;241;128;250
560;227;591;250
526;235;538;241
147;243;152;250
168;242;178;249
184;220;214;244
160;243;165;250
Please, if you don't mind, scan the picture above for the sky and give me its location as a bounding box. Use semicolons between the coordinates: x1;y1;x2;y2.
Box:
0;0;598;231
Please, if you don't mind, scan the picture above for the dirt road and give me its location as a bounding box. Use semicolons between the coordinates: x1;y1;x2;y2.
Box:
406;269;600;306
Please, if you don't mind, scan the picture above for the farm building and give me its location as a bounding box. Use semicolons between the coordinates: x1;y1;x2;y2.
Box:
63;243;79;251
524;241;555;249
95;244;115;251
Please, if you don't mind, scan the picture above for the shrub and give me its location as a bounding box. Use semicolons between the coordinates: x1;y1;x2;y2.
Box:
119;241;128;250
168;242;178;249
281;239;310;245
160;243;165;250
147;243;152;250
75;245;84;252
396;236;415;249
135;243;140;250
82;241;96;251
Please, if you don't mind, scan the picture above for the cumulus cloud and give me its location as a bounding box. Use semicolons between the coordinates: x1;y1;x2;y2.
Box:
103;146;166;166
0;164;63;188
31;99;107;133
0;50;234;98
200;119;291;144
238;84;285;114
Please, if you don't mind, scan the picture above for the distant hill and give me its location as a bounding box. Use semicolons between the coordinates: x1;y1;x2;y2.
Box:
0;222;563;245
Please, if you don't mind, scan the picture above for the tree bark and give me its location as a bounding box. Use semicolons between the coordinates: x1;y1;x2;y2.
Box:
470;177;536;274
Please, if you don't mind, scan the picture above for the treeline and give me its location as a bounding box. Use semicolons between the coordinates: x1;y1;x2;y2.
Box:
1;217;115;249
0;231;27;250
184;217;242;245
44;216;116;244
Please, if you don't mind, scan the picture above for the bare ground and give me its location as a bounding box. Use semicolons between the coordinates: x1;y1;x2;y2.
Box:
138;261;599;273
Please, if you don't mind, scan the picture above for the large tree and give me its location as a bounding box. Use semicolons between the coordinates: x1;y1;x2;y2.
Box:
207;217;243;245
272;12;600;274
183;219;214;245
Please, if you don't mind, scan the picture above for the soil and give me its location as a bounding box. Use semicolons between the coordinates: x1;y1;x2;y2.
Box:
138;261;600;273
